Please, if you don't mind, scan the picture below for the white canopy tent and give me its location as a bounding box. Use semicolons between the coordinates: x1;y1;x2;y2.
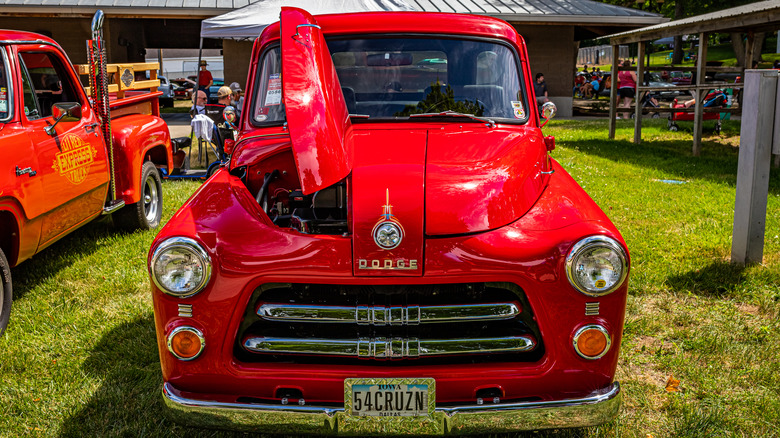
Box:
200;0;418;40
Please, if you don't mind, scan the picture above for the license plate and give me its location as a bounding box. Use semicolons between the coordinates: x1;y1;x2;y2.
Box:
345;378;435;417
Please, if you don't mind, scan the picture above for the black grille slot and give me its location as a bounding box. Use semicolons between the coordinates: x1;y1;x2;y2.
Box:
234;282;544;365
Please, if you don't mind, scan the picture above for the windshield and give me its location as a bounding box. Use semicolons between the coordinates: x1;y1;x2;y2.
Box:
251;36;528;124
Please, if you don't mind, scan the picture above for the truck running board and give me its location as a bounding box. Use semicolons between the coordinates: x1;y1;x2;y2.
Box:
102;199;126;215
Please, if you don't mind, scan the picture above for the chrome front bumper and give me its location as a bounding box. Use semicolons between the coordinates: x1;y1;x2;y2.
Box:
162;381;621;435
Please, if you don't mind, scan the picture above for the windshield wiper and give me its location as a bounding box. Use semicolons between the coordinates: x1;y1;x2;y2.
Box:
409;111;495;127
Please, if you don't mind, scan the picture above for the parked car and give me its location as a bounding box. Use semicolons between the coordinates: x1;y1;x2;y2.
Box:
171;78;195;100
157;75;174;108
149;7;629;435
0;14;172;336
644;72;692;101
670;70;692;85
208;78;225;103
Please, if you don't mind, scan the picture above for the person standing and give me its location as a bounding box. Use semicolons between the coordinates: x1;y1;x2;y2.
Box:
534;73;549;106
197;60;213;100
617;60;637;119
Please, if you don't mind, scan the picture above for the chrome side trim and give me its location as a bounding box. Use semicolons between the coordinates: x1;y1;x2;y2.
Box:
257;302;520;325
162;381;621;435
243;336;535;358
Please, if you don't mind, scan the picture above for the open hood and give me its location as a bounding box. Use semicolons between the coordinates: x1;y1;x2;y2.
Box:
280;7;353;194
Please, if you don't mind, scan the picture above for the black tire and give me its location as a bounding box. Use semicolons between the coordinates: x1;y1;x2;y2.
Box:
115;161;163;230
0;247;12;337
206;163;221;179
161;97;174;108
669;125;678;132
651;113;660;119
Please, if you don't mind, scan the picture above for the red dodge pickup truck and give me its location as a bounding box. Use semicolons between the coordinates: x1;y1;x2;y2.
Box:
1;12;172;335
149;8;629;434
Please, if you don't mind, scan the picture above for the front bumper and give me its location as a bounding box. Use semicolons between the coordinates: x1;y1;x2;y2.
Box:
162;381;621;435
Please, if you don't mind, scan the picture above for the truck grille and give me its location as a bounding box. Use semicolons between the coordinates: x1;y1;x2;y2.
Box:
234;282;544;365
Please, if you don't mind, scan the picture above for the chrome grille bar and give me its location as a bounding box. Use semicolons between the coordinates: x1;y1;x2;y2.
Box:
243;336;536;359
256;302;520;326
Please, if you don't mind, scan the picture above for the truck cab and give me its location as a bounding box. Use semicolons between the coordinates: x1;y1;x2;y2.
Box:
0;24;172;336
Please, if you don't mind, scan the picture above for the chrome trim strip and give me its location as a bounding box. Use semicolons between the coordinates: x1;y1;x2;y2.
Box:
162;381;621;435
584;302;600;316
0;39;55;46
243;336;535;358
257;302;520;325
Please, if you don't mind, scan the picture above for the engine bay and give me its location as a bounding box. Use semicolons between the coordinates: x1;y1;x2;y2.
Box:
243;149;348;236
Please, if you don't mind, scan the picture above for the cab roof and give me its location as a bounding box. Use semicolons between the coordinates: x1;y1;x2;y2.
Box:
0;29;59;46
257;11;524;49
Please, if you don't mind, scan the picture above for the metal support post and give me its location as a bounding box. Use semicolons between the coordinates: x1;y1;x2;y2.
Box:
692;32;708;156
609;44;619;139
731;69;778;265
634;41;644;144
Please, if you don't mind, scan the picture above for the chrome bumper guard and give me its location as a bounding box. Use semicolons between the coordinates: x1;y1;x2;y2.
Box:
162;381;621;435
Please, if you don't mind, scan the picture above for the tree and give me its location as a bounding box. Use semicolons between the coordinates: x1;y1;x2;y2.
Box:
594;0;767;67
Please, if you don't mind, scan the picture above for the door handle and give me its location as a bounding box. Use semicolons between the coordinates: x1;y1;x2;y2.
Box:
15;166;37;177
84;122;100;136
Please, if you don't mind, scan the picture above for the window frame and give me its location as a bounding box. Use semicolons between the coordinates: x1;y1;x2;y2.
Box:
0;47;12;122
249;33;530;128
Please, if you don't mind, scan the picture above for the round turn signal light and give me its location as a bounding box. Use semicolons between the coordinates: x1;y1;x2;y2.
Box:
573;325;611;359
167;326;205;361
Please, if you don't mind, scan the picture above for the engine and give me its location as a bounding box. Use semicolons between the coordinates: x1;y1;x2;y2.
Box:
243;149;348;236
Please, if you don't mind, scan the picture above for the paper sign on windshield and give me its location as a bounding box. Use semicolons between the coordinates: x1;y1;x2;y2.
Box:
265;73;282;106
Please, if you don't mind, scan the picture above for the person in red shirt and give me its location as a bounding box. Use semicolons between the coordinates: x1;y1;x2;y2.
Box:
197;60;213;100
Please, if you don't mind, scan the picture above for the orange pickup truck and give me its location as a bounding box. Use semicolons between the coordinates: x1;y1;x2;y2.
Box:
0;11;172;335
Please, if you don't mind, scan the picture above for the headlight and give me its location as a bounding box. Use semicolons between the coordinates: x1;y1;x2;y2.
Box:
566;236;628;297
150;237;212;298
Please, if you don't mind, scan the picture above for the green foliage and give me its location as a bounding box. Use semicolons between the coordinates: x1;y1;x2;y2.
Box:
395;82;484;116
593;0;759;19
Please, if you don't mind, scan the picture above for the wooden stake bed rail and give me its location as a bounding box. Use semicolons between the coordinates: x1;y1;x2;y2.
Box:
77;62;160;99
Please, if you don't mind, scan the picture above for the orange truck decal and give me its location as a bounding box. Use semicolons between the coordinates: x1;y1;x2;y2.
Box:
51;134;98;184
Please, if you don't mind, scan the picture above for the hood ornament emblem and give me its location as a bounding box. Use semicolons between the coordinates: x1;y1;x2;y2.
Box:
372;189;404;250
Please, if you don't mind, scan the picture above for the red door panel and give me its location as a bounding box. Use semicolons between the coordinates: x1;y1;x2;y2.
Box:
16;46;109;247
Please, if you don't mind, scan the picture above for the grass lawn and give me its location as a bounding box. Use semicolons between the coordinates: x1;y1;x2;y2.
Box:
1;119;778;437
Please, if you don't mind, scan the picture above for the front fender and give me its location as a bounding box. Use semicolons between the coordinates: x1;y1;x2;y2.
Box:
111;114;172;204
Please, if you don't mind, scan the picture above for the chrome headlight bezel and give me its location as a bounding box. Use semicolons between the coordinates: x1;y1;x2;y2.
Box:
150;237;212;298
565;235;628;297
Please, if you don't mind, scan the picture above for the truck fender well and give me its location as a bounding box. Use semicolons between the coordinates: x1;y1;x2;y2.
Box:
0;209;21;267
110;114;172;204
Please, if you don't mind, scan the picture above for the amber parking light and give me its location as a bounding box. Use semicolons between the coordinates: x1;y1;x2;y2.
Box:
167;326;205;361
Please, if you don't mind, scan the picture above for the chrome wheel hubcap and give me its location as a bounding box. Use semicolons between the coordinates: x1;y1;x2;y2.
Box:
144;176;159;222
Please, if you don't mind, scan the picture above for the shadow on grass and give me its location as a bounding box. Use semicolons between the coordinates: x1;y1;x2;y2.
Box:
666;261;747;298
56;314;610;437
56;315;243;438
10;217;115;302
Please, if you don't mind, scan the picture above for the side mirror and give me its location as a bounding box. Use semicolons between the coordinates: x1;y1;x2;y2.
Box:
45;102;82;136
540;102;556;127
